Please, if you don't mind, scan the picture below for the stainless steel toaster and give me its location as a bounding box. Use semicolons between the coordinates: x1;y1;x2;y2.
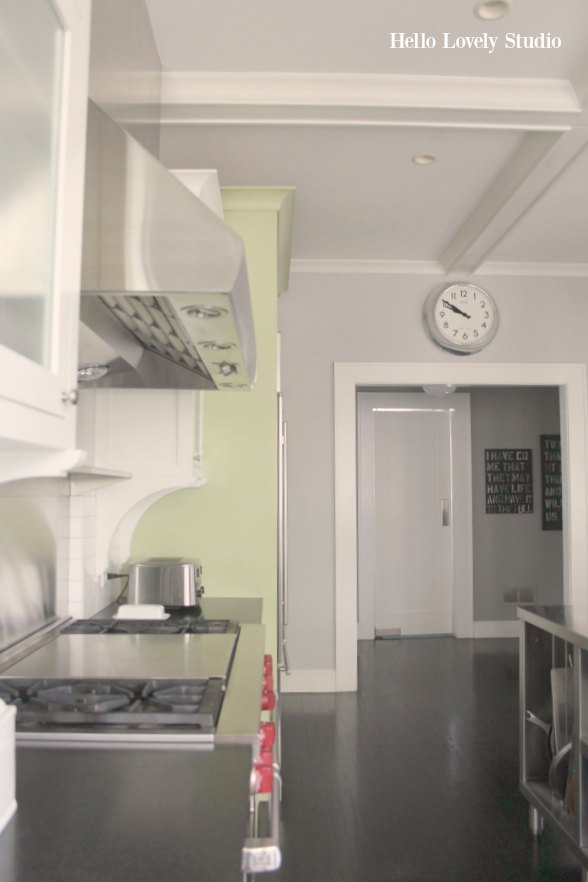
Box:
127;557;203;608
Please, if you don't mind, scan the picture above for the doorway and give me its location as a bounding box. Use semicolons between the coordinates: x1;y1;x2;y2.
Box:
357;392;472;638
334;362;588;692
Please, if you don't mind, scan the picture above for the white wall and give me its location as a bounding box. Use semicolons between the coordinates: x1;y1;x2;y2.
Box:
278;272;588;678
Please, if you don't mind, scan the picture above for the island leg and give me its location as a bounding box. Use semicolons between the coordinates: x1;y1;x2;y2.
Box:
529;805;544;837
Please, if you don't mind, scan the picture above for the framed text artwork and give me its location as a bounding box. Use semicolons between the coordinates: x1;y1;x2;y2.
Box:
485;449;533;514
540;434;562;530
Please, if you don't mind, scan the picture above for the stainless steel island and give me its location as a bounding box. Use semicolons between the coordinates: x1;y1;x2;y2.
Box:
519;604;588;882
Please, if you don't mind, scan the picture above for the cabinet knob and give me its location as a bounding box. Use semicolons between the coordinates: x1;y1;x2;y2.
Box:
61;389;79;405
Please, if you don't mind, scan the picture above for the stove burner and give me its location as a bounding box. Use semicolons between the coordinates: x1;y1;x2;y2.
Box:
110;621;183;635
147;684;206;714
58;617;238;635
0;684;21;705
61;622;105;635
29;683;135;713
187;620;231;634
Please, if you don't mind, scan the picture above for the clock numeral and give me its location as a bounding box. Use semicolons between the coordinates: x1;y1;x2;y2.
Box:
480;301;486;308
473;330;479;338
452;330;458;337
481;322;487;329
484;311;490;319
443;322;449;329
439;310;445;318
462;333;468;340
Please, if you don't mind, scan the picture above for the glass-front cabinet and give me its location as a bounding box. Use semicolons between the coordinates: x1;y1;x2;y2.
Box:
0;0;90;477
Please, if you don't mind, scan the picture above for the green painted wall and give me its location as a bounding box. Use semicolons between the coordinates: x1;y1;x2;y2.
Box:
131;203;280;656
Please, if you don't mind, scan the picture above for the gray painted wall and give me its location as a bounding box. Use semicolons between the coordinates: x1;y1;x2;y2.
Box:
470;386;563;621
89;0;162;157
278;272;588;674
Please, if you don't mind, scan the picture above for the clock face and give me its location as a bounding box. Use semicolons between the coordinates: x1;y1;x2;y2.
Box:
424;283;499;354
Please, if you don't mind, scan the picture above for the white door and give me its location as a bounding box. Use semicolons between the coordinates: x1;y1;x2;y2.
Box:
358;392;460;638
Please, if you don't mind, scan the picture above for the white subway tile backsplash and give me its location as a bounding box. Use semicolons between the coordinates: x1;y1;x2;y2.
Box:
66;601;85;619
64;488;100;618
69;496;95;518
68;517;87;539
67;580;85;606
68;537;85;561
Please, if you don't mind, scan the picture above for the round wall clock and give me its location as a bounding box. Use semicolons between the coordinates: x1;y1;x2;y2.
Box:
423;282;499;355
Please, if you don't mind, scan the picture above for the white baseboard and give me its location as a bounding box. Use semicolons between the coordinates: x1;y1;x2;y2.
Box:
473;620;521;638
280;669;337;693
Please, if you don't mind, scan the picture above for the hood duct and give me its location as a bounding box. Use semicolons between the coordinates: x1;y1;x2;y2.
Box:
78;101;256;390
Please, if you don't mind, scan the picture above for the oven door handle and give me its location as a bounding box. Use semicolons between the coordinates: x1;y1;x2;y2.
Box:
241;767;282;874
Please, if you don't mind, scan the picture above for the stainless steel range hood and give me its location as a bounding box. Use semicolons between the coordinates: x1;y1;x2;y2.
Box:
78;101;256;390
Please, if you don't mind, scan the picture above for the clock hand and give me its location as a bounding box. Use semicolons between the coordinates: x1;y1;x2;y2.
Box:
441;298;471;320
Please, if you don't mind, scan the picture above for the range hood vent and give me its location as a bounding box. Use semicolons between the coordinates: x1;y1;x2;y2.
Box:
78;101;256;390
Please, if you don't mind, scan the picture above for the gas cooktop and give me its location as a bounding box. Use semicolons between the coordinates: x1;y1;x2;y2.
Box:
0;631;240;745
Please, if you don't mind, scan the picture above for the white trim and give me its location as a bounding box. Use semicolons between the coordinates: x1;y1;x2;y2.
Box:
334;362;588;692
280;669;337;694
290;259;588;278
473;620;521;639
477;262;588;278
160;71;580;115
291;259;444;275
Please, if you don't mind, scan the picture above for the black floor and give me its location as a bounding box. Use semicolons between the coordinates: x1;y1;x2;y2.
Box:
274;638;582;882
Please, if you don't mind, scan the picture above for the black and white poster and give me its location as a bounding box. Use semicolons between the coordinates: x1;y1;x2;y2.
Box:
540;434;562;530
485;449;533;514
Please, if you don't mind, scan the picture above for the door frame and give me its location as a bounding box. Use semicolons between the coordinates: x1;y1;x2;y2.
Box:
357;391;472;640
334;362;588;692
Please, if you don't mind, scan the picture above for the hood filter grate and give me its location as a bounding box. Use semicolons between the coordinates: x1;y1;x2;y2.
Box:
100;294;211;380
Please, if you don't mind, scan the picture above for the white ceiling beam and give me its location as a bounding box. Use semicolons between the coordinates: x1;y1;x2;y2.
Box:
158;71;583;132
161;71;581;113
440;127;588;274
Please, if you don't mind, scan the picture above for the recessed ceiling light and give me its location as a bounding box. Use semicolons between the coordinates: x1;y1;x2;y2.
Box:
422;384;457;397
474;0;510;20
412;154;436;166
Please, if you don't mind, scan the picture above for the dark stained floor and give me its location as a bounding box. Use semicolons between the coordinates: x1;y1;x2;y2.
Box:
274;637;582;882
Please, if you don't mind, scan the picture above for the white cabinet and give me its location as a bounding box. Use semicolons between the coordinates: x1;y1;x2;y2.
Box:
0;0;91;474
74;388;205;582
76;389;203;479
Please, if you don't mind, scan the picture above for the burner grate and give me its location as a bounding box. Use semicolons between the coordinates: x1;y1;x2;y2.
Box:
0;677;224;731
30;683;135;713
60;618;238;635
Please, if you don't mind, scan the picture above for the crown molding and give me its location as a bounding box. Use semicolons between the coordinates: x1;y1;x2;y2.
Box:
290;258;588;278
291;259;444;275
479;261;588;277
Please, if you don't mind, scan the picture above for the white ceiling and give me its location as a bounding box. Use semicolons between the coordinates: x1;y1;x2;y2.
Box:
144;0;588;276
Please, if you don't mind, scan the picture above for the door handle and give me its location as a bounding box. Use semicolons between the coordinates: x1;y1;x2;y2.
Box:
441;498;450;526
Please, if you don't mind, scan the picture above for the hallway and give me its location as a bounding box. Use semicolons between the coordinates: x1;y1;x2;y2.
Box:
275;638;581;881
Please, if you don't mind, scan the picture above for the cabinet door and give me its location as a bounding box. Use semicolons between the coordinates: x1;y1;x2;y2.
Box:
0;0;90;454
